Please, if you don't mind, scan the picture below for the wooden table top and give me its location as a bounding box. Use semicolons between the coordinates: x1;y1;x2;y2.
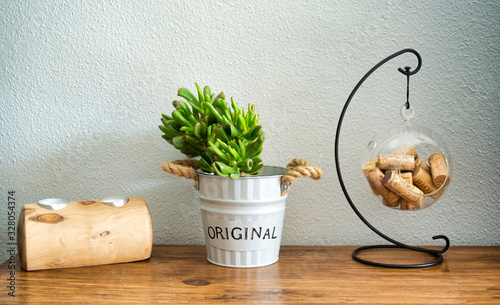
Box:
1;245;499;304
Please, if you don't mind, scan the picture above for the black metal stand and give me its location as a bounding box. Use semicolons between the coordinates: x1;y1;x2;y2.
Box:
334;48;450;268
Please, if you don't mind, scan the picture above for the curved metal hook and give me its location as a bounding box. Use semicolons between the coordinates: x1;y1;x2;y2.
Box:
337;49;422;129
397;49;422;75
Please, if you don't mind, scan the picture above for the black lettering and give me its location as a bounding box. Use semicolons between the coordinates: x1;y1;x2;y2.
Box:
263;228;271;239
215;227;225;240
272;227;278;239
251;227;262;240
207;226;215;239
231;227;242;240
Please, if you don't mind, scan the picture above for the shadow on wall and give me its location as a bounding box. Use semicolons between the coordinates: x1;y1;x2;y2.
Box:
9;129;204;245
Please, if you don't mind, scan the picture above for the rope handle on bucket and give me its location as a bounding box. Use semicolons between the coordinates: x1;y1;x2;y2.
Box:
161;159;200;181
161;158;322;194
282;159;323;184
281;159;323;195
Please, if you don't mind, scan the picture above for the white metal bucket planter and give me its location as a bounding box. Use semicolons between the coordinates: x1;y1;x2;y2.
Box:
162;159;322;268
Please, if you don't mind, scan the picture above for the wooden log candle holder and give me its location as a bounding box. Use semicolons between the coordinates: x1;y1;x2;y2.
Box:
17;197;153;271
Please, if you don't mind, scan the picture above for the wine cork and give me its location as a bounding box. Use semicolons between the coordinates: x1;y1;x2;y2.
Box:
415;157;431;174
362;158;378;177
396;171;414;210
362;144;417;176
366;173;381;195
391;143;418;158
368;168;400;207
378;154;415;171
399;199;417;210
429;153;448;187
401;197;434;210
385;170;413;185
407;184;424;204
382;170;423;205
412;166;438;195
382;198;399;208
400;171;413;186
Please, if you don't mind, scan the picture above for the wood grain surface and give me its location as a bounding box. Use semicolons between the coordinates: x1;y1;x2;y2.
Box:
18;198;152;271
1;245;499;304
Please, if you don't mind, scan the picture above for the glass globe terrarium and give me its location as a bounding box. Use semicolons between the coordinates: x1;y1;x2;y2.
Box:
363;105;452;211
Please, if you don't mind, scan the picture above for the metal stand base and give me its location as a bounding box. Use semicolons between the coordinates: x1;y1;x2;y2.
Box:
352;234;450;269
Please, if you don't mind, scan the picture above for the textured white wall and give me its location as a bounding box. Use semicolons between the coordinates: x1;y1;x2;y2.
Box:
1;0;499;262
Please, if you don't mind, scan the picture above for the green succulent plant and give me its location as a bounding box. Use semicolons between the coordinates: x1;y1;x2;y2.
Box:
160;83;265;180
